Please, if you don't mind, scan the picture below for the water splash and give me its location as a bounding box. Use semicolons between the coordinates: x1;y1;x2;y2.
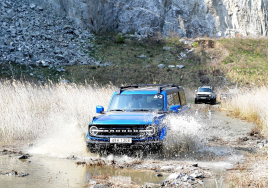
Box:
5;83;117;158
162;113;206;157
28;118;91;158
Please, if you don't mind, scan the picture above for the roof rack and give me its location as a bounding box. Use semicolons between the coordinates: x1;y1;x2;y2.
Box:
117;85;139;94
117;84;181;94
200;85;213;88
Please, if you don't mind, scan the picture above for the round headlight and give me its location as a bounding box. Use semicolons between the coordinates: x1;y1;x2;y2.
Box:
209;94;212;97
90;126;98;136
146;126;155;136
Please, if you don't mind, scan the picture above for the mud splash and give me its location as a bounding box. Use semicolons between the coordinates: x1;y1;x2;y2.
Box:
27;109;224;160
27;114;207;159
162;114;206;157
27;121;89;158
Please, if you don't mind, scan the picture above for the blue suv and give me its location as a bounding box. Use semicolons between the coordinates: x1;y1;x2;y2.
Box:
86;84;188;154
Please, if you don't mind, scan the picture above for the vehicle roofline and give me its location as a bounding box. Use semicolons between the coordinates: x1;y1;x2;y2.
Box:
117;84;183;94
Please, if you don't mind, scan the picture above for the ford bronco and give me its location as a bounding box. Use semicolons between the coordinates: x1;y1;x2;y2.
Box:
86;84;189;154
194;85;216;104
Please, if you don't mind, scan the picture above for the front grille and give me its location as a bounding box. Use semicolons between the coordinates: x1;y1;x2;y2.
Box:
90;124;148;138
198;94;209;97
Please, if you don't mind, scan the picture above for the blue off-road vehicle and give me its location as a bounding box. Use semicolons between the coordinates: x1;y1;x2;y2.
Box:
86;84;188;154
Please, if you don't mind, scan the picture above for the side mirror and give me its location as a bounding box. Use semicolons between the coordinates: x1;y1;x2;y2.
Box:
169;105;181;113
96;105;104;114
213;91;216;93
195;90;197;93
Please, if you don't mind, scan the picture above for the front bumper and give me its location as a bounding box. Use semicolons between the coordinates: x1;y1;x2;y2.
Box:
195;97;214;101
86;139;162;150
86;127;168;151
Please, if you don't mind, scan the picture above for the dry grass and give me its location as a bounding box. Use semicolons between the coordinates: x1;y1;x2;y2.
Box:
221;86;268;187
221;86;268;134
0;80;115;145
227;153;268;187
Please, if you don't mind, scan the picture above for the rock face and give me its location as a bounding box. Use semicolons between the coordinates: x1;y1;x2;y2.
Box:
0;0;267;68
35;0;268;38
0;0;96;67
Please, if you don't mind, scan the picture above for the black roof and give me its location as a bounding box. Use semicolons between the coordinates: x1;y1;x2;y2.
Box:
117;84;183;94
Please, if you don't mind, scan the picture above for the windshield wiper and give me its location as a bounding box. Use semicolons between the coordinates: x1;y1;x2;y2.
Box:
132;109;149;111
110;109;125;112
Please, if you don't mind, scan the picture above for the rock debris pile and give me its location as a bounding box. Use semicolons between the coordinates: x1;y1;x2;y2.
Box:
0;170;29;177
84;158;210;187
0;0;97;67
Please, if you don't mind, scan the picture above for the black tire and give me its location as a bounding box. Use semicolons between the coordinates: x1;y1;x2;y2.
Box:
134;149;145;158
211;98;216;105
86;144;97;153
99;149;109;157
194;99;198;104
154;143;166;157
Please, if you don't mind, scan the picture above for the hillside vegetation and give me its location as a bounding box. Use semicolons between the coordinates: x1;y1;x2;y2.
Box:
1;35;268;89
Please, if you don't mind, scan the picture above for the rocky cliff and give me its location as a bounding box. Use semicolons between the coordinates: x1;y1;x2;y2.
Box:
0;0;96;69
35;0;268;38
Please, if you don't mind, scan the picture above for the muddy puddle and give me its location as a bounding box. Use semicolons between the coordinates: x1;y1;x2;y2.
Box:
0;105;259;187
0;155;169;188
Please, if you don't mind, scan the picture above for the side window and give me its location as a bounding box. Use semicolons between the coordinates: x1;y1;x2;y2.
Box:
167;93;180;109
179;90;186;106
167;94;174;109
173;93;180;105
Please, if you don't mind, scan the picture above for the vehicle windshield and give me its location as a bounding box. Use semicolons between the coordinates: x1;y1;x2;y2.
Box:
109;94;164;111
198;88;212;92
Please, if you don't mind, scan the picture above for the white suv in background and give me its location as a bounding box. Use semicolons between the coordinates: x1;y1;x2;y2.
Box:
195;86;216;104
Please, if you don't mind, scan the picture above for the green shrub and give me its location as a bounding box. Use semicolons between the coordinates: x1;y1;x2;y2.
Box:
115;34;125;43
193;42;199;48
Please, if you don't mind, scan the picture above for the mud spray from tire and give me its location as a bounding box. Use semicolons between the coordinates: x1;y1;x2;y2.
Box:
162;114;206;158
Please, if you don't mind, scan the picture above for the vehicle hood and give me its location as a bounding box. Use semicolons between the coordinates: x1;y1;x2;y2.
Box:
92;112;164;125
196;92;212;95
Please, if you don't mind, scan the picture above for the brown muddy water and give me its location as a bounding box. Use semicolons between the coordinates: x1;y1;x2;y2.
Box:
0;104;257;188
0;155;169;188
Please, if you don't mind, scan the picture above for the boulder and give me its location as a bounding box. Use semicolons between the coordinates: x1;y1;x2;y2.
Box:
18;154;29;159
18;173;29;177
137;54;147;59
176;65;185;69
158;64;165;69
163;46;171;51
29;3;36;9
37;6;44;11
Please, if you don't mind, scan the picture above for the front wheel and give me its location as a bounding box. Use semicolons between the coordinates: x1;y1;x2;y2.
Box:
99;149;109;157
134;149;146;158
86;144;97;154
211;98;216;105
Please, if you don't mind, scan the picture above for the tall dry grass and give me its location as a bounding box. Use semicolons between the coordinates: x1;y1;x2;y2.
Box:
0;80;115;145
226;154;268;187
221;86;268;134
221;87;268;187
